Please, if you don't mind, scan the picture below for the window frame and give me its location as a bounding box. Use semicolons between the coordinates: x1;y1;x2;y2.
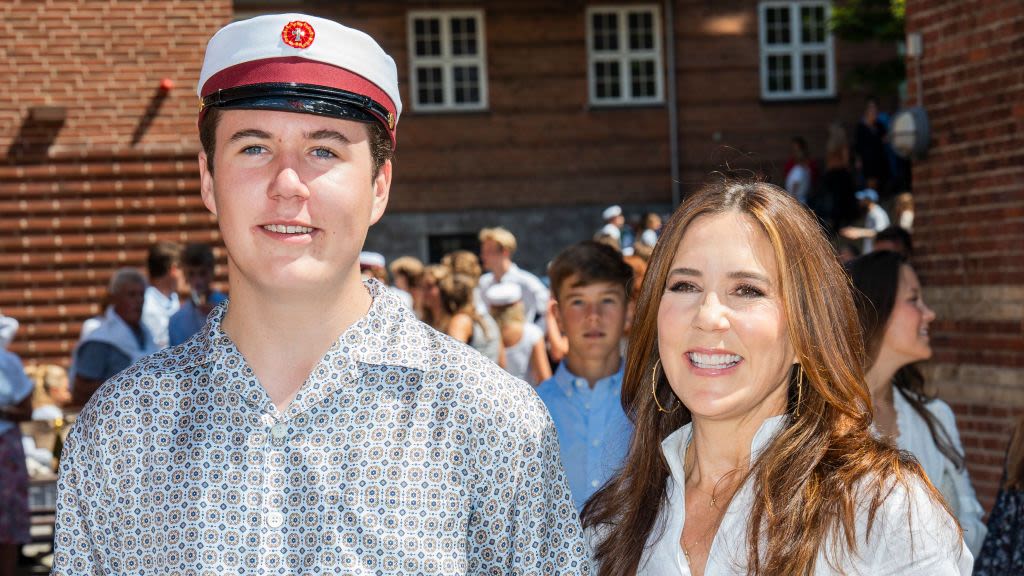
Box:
585;4;665;107
758;1;836;101
407;9;489;112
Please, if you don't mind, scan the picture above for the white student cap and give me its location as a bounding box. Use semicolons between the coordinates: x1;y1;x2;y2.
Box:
358;251;386;269
197;13;402;144
602;205;623;220
484;283;523;307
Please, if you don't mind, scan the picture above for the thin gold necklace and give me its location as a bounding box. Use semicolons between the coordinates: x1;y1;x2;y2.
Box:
684;443;742;509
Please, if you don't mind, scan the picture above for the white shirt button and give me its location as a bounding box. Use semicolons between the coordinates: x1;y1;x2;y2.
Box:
267;511;284;528
270;423;288;441
591;479;599;488
575;379;586;389
592;439;601;447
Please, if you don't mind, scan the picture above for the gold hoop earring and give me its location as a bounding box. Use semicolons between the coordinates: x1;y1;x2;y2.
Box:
652;358;679;414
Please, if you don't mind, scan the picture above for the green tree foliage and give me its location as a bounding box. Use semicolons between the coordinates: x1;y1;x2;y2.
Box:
830;0;906;96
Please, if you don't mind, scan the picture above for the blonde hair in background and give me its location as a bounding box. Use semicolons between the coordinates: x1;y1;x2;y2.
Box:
478;227;517;253
490;302;525;329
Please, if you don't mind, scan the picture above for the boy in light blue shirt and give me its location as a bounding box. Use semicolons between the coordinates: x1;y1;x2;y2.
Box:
536;241;635;511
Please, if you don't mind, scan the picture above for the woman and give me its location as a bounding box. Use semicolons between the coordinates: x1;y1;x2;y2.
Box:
417;264;448;329
893;192;915;232
437;272;505;367
582;179;969;575
0;342;33;576
975;417;1024;574
485;283;550;385
847;251;987;555
638;213;662;248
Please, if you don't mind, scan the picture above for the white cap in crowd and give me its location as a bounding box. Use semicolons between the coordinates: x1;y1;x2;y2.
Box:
484;283;523;307
602;205;623;221
359;251;386;269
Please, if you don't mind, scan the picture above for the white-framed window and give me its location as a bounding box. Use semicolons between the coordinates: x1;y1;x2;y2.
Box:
586;5;664;106
758;1;835;100
407;10;488;111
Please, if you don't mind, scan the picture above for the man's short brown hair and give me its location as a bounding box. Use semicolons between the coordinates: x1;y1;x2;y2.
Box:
147;242;183;280
548;241;633;302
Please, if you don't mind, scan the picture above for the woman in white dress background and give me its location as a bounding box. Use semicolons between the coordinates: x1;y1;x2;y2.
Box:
847;250;987;555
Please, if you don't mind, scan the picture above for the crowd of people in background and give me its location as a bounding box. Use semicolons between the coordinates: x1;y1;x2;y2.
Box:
2;96;1023;574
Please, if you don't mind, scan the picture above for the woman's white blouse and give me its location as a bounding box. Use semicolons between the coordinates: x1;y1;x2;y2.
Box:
587;415;973;575
893;388;988;555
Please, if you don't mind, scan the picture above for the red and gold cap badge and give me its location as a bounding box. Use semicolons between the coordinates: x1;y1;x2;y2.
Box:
281;20;315;49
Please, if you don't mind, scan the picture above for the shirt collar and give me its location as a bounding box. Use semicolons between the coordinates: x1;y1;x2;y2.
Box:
552;359;624;397
660;414;789;499
171;279;429;374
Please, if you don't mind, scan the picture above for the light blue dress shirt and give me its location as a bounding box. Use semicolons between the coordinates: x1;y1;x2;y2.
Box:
167;291;227;347
536;361;633;511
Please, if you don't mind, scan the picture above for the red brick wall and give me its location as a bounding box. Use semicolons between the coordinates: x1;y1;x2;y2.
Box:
0;0;232;366
1;0;902;371
674;0;897;186
906;0;1024;511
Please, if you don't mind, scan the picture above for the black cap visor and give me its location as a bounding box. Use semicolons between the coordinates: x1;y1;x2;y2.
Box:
201;82;389;129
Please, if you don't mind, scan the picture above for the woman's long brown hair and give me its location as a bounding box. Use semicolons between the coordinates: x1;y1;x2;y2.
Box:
581;179;956;575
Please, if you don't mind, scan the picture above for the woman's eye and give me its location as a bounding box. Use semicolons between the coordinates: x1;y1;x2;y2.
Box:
735;284;766;298
668;281;698;293
311;148;337;159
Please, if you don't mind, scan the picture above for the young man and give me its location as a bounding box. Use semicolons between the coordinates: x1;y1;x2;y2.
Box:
167;243;227;346
536;241;634;512
141;241;184;348
477;227;549;333
52;14;587;575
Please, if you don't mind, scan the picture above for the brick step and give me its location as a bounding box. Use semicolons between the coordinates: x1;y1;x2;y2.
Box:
1;303;98;322
0;229;220;251
0;161;198;181
0;285;104;305
5;212;216;232
0;194;206;215
3;266;226;290
0;178;201;198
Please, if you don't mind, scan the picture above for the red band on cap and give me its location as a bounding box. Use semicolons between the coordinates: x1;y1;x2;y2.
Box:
200;57;397;135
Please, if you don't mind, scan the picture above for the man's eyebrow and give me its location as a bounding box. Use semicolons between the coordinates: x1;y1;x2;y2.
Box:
227;129;272;143
306;129;351;144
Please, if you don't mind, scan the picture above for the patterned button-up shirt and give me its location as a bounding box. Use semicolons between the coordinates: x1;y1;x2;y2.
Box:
52;280;589;575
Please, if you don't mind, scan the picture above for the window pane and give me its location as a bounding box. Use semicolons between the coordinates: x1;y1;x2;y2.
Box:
801;5;826;44
766;54;792;93
413;18;442;56
450;17;478;56
416;67;444;105
594;61;621;99
802;52;827;91
628;11;654;51
765;6;791;45
591;12;619;52
453;66;480;104
630;59;656;98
